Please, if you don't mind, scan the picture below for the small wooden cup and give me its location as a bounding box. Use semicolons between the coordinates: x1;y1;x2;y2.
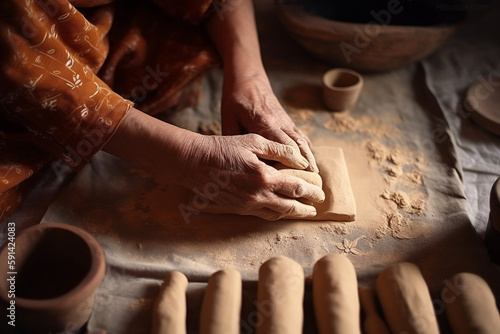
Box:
322;68;363;111
0;223;106;334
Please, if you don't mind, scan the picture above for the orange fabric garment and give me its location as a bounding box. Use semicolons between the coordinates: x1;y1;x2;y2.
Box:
0;0;219;222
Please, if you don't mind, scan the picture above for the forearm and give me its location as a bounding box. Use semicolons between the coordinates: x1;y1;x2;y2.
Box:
206;1;318;172
103;108;204;185
205;0;268;85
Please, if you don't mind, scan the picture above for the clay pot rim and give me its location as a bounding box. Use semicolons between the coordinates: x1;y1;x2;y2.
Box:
277;6;459;40
0;222;105;310
465;77;500;136
322;68;364;92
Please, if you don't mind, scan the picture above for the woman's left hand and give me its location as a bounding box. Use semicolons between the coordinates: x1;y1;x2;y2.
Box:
221;74;318;172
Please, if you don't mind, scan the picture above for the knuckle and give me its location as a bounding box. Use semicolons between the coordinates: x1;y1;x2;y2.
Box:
244;134;261;147
265;142;278;156
296;138;307;147
283;145;295;157
293;183;305;198
247;133;260;142
240;192;258;207
259;169;275;185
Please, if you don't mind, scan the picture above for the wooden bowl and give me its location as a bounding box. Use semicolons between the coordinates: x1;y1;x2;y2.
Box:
276;0;462;72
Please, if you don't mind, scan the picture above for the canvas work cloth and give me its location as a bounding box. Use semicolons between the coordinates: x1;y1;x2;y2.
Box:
1;1;499;333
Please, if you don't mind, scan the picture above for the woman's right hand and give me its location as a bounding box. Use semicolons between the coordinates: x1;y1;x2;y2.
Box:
105;108;325;221
179;133;325;221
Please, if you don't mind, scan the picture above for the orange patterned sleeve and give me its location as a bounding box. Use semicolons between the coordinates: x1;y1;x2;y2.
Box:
0;0;133;221
0;0;133;170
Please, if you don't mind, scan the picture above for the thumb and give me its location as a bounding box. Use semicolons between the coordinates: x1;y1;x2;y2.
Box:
246;134;309;169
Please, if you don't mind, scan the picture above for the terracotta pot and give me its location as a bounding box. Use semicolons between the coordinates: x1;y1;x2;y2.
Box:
276;1;461;72
322;68;363;111
0;223;106;334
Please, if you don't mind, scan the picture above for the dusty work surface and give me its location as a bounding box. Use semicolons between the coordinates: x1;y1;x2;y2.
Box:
38;5;500;334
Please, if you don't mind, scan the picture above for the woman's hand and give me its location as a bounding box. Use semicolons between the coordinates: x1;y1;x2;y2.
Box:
104;108;325;221
181;133;324;220
221;74;318;172
205;0;318;172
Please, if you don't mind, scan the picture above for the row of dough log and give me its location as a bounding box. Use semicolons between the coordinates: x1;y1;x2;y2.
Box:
151;256;500;334
375;263;500;334
151;269;241;334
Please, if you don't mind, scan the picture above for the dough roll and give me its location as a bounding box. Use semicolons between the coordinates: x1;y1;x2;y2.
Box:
200;268;242;334
375;262;439;334
313;254;361;334
444;272;500;334
255;256;304;334
152;271;188;334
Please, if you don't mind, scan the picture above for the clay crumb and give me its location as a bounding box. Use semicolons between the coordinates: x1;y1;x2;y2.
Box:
410;199;427;215
382;212;414;239
388;151;403;165
320;223;349;235
274;232;303;243
387;213;405;233
386;165;403;177
332;224;349;235
366;141;388;162
275;233;284;243
381;190;410;208
323;114;356;133
407;170;423;185
375;224;390;239
289;108;315;122
381;189;391;200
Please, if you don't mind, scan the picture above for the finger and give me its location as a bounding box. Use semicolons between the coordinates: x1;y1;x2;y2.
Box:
246;134;309;169
257;129;309;169
288;131;319;173
296;128;312;146
274;173;325;203
251;200;318;221
295;136;318;173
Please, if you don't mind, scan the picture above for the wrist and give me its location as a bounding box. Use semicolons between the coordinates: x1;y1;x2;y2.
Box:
104;108;207;186
223;70;272;101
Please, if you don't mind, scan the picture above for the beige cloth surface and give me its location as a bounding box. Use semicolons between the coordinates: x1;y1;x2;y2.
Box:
40;62;499;334
34;3;500;334
421;4;500;237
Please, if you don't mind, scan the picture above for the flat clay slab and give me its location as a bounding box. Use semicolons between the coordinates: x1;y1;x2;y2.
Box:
187;146;356;222
310;146;356;221
465;78;500;136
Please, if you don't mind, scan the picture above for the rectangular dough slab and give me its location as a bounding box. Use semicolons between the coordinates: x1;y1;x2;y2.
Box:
187;146;356;222
309;146;356;221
